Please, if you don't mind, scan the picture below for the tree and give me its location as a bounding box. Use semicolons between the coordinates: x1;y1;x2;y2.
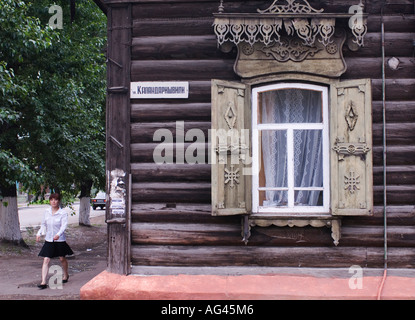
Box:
0;0;54;245
0;0;106;243
27;0;107;226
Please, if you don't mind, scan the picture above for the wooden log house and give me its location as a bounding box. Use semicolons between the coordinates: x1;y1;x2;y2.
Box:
100;0;415;275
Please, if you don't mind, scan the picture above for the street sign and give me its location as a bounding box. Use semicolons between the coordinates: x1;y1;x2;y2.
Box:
130;81;189;99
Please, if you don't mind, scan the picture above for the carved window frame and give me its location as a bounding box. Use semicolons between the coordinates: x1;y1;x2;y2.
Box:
251;82;330;215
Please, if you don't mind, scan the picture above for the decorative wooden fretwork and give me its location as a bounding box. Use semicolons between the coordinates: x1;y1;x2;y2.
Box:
259;38;321;62
344;171;360;194
224;165;240;188
258;0;324;14
213;0;368;49
332;141;370;160
213;0;368;78
213;16;339;48
345;101;359;131
224;102;237;129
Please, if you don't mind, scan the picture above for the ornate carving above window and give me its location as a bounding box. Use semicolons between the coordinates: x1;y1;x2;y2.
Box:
214;0;367;48
213;0;368;78
214;16;340;48
258;0;324;14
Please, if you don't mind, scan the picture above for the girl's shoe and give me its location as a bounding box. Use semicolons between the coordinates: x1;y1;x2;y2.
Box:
62;275;69;283
37;284;47;289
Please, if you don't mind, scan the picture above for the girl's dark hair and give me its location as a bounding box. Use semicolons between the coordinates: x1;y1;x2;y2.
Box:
49;193;61;201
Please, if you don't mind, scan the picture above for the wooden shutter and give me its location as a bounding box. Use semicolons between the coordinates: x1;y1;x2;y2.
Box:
330;79;373;216
211;80;252;216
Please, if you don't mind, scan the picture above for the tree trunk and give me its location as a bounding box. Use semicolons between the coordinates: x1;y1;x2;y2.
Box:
79;196;91;226
79;180;93;227
0;185;27;246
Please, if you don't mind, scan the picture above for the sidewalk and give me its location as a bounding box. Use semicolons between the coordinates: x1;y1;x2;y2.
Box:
0;215;107;300
81;268;415;300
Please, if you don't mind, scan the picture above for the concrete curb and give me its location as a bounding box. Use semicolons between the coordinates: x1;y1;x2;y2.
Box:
80;270;415;300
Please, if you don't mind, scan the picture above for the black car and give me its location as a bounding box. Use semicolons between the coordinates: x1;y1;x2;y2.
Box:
91;191;106;210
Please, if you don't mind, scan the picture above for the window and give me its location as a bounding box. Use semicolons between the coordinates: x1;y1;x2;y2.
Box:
211;78;373;219
252;83;329;214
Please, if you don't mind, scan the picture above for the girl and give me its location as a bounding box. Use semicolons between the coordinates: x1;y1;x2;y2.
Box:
36;193;73;289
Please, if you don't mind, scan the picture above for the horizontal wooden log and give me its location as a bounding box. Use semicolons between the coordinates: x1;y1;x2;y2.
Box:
131;33;415;61
373;122;415;145
372;101;415;124
131;222;415;247
131;222;241;245
130;143;414;166
131;60;237;81
131;35;231;60
131;143;210;163
132;182;211;203
343;205;415;226
131;59;415;82
132;1;219;19
373;165;415;185
130;162;415;188
370;79;415;101
131;202;415;227
344;57;415;79
374;205;415;220
373;145;415;166
130;121;415;145
341;226;415;247
363;1;414;14
131;202;222;224
131;102;211;122
131;1;414;20
129;178;412;206
344;33;415;58
132;15;415;38
131;121;210;143
131;245;415;268
133;17;214;37
366;15;415;33
131;245;368;267
374;185;415;206
131;163;210;182
366;247;415;268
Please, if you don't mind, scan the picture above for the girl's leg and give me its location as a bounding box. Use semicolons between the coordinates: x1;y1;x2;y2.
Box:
59;256;69;280
41;257;50;285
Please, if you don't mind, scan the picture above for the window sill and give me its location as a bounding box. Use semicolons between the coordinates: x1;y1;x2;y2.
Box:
250;212;333;220
248;214;341;246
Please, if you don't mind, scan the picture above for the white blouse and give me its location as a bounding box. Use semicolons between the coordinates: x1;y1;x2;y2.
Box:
36;207;68;242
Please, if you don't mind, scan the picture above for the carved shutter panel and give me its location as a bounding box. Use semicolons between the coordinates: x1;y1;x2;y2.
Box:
211;80;252;216
330;79;373;216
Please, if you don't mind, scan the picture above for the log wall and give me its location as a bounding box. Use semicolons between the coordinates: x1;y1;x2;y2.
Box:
120;0;415;269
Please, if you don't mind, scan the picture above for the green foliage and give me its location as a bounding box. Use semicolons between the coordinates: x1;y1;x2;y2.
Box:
0;0;107;197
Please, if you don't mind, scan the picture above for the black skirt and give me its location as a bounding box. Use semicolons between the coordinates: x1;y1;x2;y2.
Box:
38;241;74;258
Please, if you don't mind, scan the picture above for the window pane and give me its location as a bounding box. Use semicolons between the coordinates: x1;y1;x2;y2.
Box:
260;130;287;188
259;190;288;208
259;89;322;124
294;130;323;188
294;190;324;207
293;129;323;206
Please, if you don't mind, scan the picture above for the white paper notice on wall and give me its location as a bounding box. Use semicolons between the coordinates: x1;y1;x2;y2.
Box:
131;81;189;99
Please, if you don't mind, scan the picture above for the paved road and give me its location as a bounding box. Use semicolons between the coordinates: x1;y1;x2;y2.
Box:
18;202;106;230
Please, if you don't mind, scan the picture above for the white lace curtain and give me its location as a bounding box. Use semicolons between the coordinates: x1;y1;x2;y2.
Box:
261;89;323;207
